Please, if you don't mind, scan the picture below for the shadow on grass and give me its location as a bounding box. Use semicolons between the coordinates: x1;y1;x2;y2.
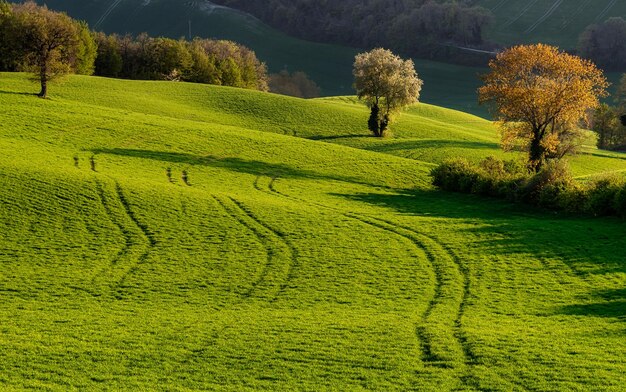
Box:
560;289;626;320
363;139;499;153
307;134;370;141
0;90;38;97
92;147;367;186
335;189;626;276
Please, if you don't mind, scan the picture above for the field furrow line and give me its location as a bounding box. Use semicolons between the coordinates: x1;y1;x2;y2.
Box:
524;0;563;34
212;194;294;302
503;0;540;28
379;217;477;364
258;176;467;369
111;182;156;294
595;0;618;23
560;0;593;30
491;0;507;12
88;180;135;295
95;0;124;30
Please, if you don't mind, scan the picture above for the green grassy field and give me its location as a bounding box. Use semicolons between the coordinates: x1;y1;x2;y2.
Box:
1;73;625;391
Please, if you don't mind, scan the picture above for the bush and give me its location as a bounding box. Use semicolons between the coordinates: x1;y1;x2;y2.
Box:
585;176;624;216
614;185;626;217
430;157;626;218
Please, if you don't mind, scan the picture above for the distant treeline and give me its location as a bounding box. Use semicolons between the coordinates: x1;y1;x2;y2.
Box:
211;0;495;65
578;17;626;72
93;33;268;90
0;1;269;91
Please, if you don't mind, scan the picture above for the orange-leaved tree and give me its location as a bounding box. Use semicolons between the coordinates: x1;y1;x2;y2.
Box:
479;44;608;171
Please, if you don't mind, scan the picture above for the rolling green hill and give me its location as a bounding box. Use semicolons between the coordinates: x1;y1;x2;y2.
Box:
1;73;625;390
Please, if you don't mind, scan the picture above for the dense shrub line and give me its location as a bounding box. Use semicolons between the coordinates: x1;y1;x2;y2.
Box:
93;33;268;91
0;1;269;92
431;157;626;217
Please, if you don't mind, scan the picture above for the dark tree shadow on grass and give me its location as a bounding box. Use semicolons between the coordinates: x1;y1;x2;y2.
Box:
92;147;370;187
0;90;38;97
559;289;626;320
362;139;500;154
335;189;626;277
307;134;372;141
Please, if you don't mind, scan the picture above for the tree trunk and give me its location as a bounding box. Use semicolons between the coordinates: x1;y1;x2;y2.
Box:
378;113;390;137
38;63;48;98
528;130;544;172
368;103;381;137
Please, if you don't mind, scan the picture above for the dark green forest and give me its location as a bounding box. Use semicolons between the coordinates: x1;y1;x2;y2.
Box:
211;0;495;64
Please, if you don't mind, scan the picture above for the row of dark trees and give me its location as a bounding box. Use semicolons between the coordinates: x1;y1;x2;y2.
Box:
578;17;626;72
211;0;495;65
93;33;268;91
0;1;269;97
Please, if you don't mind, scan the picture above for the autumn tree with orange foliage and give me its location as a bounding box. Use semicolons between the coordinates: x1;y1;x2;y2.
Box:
479;44;608;171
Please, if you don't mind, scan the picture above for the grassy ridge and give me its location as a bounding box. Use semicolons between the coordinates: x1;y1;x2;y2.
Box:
1;74;625;390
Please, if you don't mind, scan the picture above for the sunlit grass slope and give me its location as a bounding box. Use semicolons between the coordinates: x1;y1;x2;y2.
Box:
1;73;625;391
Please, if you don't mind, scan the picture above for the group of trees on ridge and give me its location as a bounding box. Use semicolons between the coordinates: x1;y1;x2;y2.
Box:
0;1;270;96
211;0;495;65
92;33;268;91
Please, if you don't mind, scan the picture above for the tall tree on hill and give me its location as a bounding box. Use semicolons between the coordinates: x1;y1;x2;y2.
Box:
353;48;423;137
13;2;81;98
479;44;608;172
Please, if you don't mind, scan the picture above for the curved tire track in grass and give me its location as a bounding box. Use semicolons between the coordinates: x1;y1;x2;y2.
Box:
503;0;540;28
94;0;123;30
594;0;618;23
559;0;593;30
256;176;469;370
112;182;157;295
524;0;563;34
371;216;477;366
212;194;294;302
87;180;155;297
88;180;134;296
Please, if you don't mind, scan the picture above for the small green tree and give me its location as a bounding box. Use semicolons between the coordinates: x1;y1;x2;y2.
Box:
353;48;423;137
73;21;97;75
13;2;81;97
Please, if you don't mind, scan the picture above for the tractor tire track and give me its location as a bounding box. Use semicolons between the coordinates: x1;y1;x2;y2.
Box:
88;180;133;296
503;0;540;28
595;0;618;23
211;195;294;302
491;0;507;12
524;0;563;34
94;0;123;30
256;176;468;369
371;216;477;366
88;180;155;297
112;182;156;294
559;0;592;30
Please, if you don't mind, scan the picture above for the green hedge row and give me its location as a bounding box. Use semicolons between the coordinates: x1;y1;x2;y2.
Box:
431;157;626;217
